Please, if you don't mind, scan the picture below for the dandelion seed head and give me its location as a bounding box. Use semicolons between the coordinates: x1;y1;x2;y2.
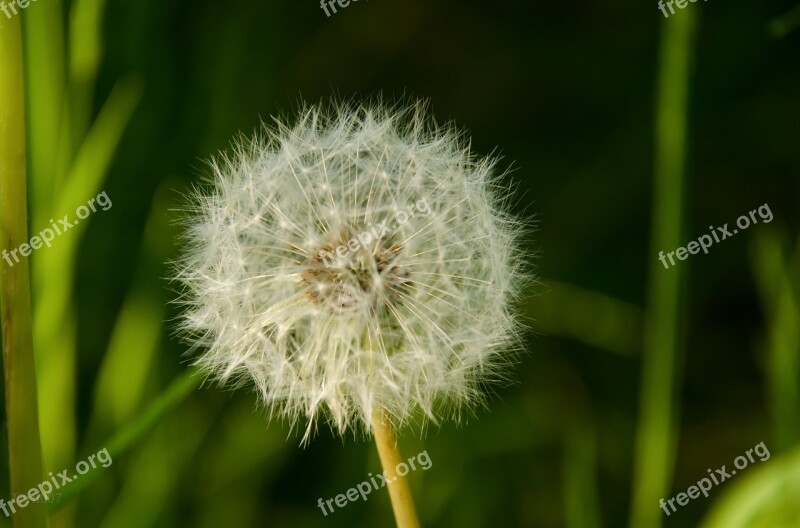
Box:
175;101;528;442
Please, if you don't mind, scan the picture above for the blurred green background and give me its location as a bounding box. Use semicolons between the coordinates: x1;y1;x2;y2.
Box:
1;0;799;527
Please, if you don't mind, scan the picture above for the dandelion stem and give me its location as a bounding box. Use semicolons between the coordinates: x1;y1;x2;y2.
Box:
372;411;420;528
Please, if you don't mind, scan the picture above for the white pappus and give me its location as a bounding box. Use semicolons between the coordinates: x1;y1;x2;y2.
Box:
174;101;528;442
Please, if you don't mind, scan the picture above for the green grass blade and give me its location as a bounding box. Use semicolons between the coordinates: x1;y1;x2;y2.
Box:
51;368;202;511
0;14;49;528
751;232;800;452
23;0;66;226
629;9;698;528
524;280;643;356
56;77;141;214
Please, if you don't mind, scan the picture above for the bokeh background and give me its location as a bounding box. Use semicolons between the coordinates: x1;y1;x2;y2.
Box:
1;0;799;527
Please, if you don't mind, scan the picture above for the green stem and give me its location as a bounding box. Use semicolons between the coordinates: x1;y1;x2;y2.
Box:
629;10;697;528
752;233;800;452
23;0;66;224
0;14;49;528
51;368;202;510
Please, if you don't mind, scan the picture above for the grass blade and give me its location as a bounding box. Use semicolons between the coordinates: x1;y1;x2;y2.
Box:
0;14;48;528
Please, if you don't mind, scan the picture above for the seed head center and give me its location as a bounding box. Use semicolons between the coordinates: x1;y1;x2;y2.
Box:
301;228;410;314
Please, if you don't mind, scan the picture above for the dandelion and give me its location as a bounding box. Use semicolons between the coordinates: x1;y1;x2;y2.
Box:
174;100;526;526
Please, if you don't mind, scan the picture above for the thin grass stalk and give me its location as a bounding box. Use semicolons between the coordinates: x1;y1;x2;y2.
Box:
752;233;800;452
629;9;698;528
0;14;49;528
23;0;66;225
51;367;202;510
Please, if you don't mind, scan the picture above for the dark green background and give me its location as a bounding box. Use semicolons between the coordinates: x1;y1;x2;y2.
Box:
1;0;799;527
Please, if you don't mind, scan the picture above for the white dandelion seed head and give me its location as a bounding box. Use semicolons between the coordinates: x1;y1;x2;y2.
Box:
175;101;528;442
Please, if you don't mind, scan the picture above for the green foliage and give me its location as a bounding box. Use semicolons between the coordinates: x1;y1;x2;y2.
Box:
1;1;798;527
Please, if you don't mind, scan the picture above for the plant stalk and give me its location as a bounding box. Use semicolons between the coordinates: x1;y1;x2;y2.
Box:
372;411;420;528
629;8;697;528
0;13;49;528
